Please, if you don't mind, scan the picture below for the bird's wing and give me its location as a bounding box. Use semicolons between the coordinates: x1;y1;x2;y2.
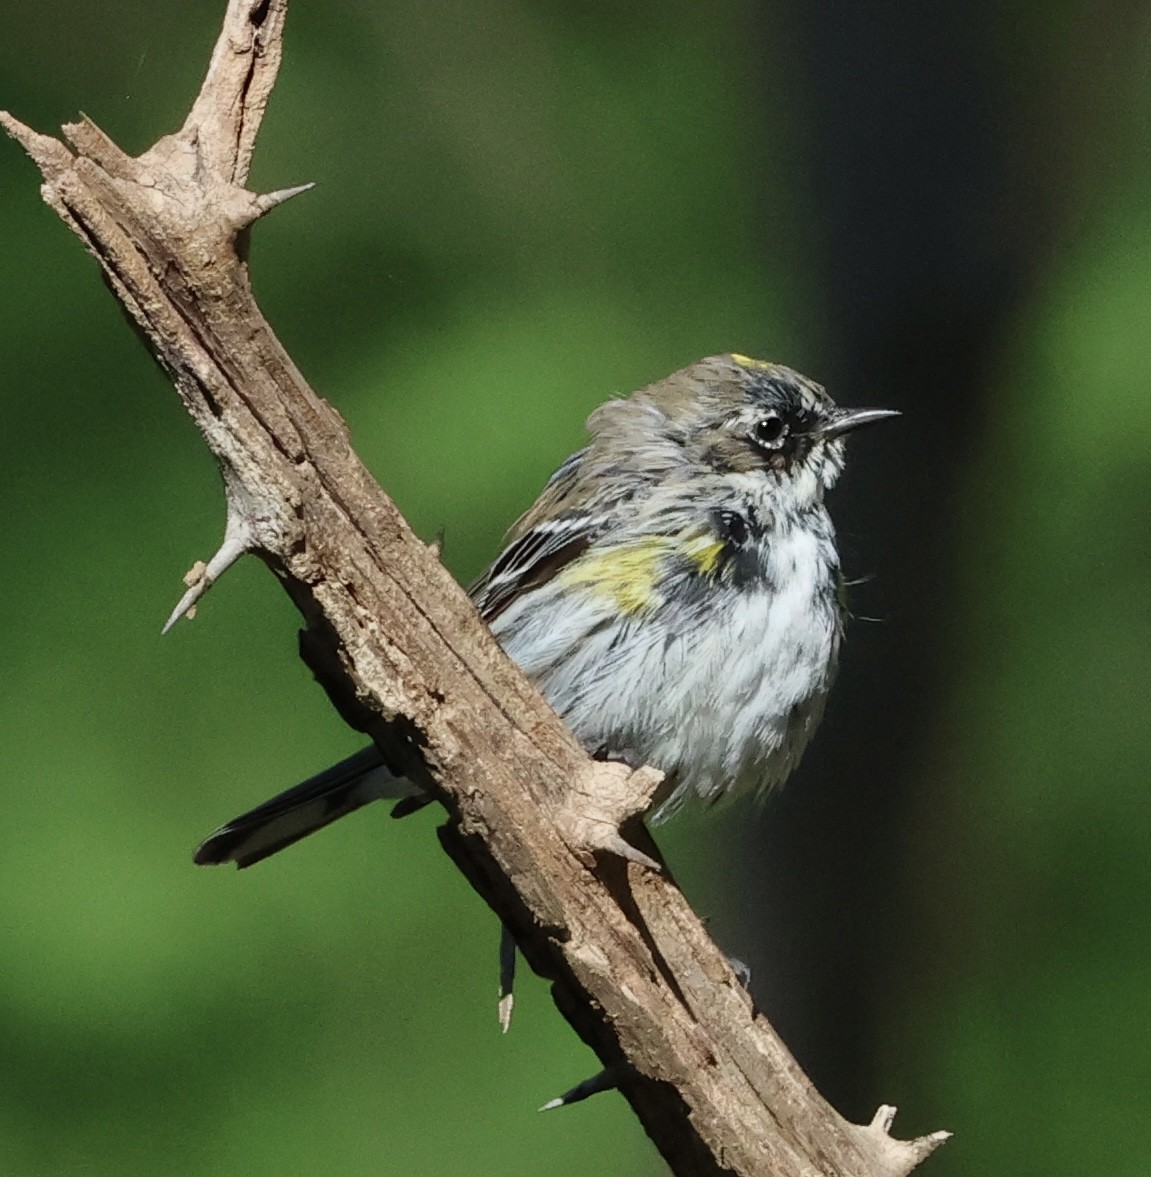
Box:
469;446;629;622
469;510;599;622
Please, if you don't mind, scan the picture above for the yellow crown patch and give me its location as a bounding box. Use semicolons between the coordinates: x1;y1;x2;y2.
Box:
730;353;773;371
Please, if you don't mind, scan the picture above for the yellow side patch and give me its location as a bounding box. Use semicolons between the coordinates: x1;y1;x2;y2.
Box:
557;544;664;616
558;533;727;615
731;353;773;371
680;535;725;576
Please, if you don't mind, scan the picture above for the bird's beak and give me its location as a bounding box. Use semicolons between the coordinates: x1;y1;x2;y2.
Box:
816;407;901;439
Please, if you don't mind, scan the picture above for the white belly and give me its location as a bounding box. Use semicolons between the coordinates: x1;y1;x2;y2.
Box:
492;526;841;820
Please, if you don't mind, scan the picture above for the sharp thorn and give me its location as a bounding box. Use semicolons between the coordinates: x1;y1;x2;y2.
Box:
538;1066;622;1112
254;182;315;216
162;524;249;634
498;925;517;1033
601;831;662;872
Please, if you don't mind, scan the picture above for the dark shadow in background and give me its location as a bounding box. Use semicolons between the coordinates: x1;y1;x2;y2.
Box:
736;2;1041;1119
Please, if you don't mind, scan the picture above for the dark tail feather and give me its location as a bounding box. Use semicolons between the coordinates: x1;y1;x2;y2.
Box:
194;746;419;869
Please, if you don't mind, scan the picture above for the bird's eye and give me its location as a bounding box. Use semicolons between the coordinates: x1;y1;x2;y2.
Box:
751;413;788;451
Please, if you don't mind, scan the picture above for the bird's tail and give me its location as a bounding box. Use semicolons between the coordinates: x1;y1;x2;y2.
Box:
194;746;419;869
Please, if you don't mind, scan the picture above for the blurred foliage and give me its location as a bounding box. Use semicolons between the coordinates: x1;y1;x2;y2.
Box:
888;179;1151;1174
2;1;1151;1175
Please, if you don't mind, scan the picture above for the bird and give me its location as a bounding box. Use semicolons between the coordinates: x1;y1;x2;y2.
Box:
194;353;897;871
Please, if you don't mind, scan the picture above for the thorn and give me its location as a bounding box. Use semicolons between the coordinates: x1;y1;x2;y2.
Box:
864;1104;952;1167
870;1105;899;1134
498;926;516;1033
539;1065;624;1112
252;182;315;217
557;763;665;871
597;830;662;872
162;514;250;634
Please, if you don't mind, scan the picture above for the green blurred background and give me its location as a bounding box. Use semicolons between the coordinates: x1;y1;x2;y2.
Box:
2;1;1150;1173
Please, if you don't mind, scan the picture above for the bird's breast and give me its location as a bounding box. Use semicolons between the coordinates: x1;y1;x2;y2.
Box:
493;520;842;820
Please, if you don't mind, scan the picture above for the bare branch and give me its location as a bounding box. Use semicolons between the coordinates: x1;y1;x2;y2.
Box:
0;2;948;1173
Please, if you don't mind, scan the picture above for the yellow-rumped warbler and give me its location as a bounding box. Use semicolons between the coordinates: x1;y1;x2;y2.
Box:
195;353;896;868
